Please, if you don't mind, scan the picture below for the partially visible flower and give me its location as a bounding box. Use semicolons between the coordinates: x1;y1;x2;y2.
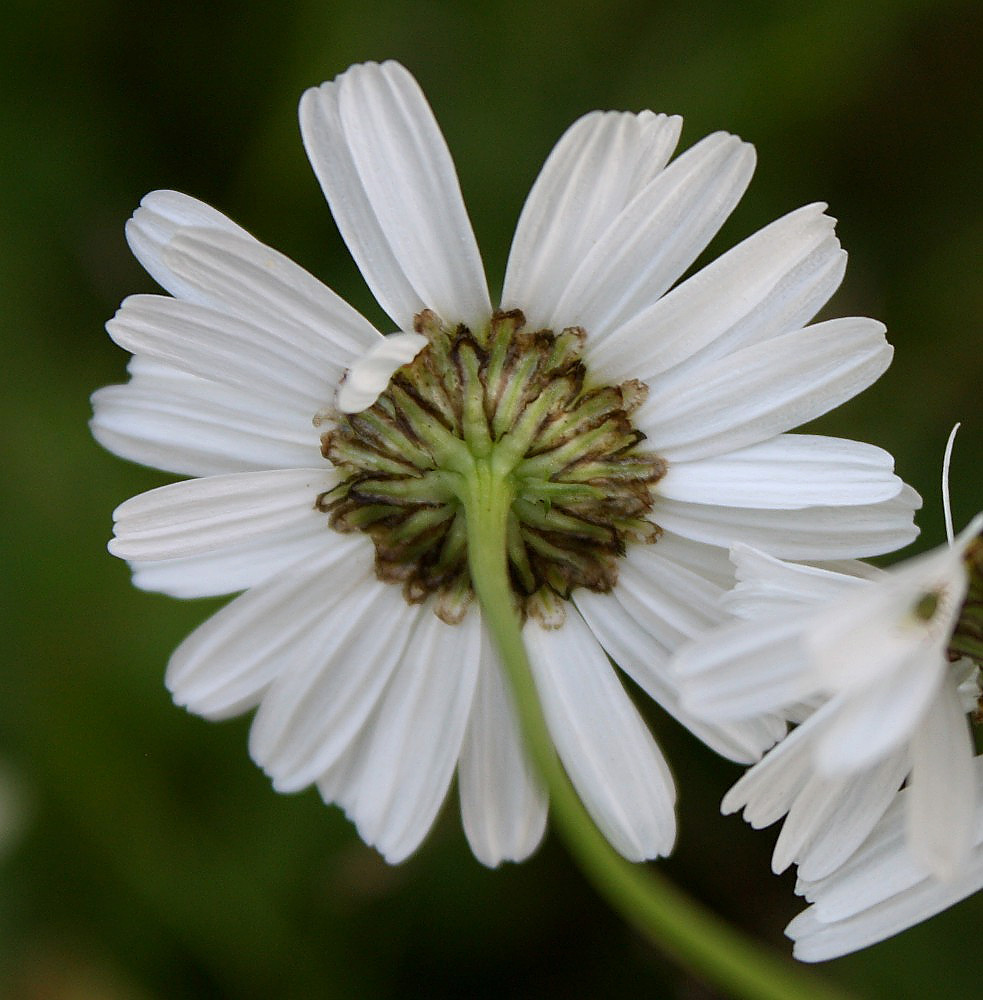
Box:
93;60;919;867
675;518;983;883
789;755;983;961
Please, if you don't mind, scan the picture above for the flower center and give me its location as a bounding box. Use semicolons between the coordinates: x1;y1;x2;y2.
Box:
316;309;666;625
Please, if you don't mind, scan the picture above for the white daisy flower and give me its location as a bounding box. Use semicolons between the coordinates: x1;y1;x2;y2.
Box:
92;60;919;867
675;518;983;883
789;754;983;961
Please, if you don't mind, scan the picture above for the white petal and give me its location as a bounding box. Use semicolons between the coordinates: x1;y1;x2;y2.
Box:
458;626;548;867
110;468;336;562
163;227;380;361
524;611;676;861
336;332;427;413
548;132;755;340
654;485;921;560
125;190;250;302
774;751;908;878
725;544;869;620
576;589;784;764
722;713;824;829
614;543;729;649
107;295;333;410
590;203;845;384
338;610;482;863
644;531;737;590
657;435;902;510
90;357;320;476
129;522;331;598
300;61;490;331
906;681;976;879
805;533;970;692
501;110;682;328
814;655;945;774
675;615;817;722
165;532;369;720
789;758;983;961
246;575;424;794
639;317;893;462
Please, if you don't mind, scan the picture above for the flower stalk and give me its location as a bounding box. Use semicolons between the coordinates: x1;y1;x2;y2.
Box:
460;456;857;1000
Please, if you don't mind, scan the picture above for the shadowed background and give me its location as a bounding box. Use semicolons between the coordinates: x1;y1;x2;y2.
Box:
2;1;981;996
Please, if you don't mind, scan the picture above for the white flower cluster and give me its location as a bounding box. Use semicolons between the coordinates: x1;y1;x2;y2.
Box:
92;60;978;961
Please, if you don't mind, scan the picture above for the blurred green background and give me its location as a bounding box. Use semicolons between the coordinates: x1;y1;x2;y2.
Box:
2;0;981;997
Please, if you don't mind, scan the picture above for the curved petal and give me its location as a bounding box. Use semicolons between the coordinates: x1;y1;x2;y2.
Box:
300;61;490;332
773;751;908;878
458;626;548;867
639;318;893;463
615;543;729;648
814;654;946;774
90;357;322;477
108;295;332;414
656;435;902;510
501;110;682;328
590;203;845;384
547;132;755;340
725;544;869;620
653;485;921;560
336;331;427;413
128;522;335;598
333;610;483;863
165;531;369;720
162;228;381;362
246;572;424;792
576;589;784;764
675;614;817;722
524;611;676;861
109;468;337;562
906;681;976;879
125;190;250;303
789;758;983;961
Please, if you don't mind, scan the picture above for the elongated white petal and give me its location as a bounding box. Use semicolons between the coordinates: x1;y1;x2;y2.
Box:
676;614;817;721
125;190;251;302
165;532;369;719
639;318;892;462
654;485;921;560
591;203;845;384
906;681;976;879
91;357;320;476
657;435;902;510
805;530;971;691
163;228;381;361
789;758;983;961
247;574;424;792
576;589;784;764
615;544;729;648
458;627;548;866
300;61;490;331
336;332;427;413
725;544;871;621
524;612;676;861
548;132;755;340
107;295;333;410
337;610;482;863
773;752;908;878
502;110;682;328
128;522;332;598
110;468;336;562
644;531;737;590
814;653;945;773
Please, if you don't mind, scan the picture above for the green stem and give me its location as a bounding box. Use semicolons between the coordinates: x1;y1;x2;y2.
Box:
459;458;857;1000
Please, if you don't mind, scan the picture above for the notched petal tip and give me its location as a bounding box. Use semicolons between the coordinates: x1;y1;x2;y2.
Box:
336;332;428;413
